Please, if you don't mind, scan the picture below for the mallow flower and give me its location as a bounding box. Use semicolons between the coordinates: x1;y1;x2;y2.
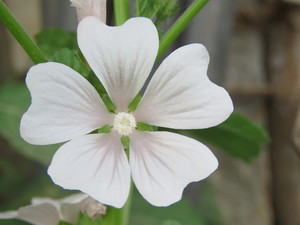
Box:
20;16;233;208
0;193;106;225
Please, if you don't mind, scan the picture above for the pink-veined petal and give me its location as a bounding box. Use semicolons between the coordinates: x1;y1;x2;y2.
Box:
48;133;131;208
130;131;218;207
20;62;113;145
134;44;233;129
78;17;159;111
70;0;106;22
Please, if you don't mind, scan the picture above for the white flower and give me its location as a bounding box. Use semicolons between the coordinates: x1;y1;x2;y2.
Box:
0;193;106;225
70;0;106;22
20;16;233;208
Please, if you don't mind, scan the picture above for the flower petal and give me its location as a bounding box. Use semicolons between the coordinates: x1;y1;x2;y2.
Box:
134;44;233;129
78;17;159;111
130;131;218;206
60;193;92;224
31;193;89;224
70;0;106;22
31;197;60;209
0;211;18;219
20;62;113;145
48;133;131;208
18;203;59;225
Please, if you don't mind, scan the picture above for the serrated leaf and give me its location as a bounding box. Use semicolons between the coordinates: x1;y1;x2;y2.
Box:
135;0;179;26
0;83;59;165
35;28;78;58
186;113;270;161
51;48;89;77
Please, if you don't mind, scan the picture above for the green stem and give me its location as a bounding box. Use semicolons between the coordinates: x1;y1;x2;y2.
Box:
113;0;130;26
0;0;47;64
157;0;209;59
101;184;133;225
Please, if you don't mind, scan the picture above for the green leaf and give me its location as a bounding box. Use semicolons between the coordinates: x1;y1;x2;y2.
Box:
186;113;270;161
51;48;89;77
135;0;179;26
130;188;208;225
0;83;59;165
76;213;102;225
35;28;78;58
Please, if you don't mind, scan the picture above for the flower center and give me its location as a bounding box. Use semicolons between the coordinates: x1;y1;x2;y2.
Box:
113;112;136;136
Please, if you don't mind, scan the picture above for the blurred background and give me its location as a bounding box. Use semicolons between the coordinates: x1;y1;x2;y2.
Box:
1;0;300;225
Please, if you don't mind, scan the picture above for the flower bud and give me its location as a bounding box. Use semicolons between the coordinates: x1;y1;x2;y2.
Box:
84;201;106;219
70;0;106;22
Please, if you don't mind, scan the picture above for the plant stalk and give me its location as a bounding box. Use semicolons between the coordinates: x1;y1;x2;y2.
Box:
0;0;47;64
101;184;133;225
157;0;209;59
113;0;130;26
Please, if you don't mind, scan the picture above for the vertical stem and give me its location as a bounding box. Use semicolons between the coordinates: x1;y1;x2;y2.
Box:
157;0;209;59
113;0;130;25
0;0;47;64
101;184;133;225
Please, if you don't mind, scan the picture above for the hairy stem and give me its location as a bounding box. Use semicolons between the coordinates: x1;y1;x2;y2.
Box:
157;0;209;59
0;0;47;64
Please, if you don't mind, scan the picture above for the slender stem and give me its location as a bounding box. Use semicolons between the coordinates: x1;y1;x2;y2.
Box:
113;0;130;26
157;0;209;59
101;183;133;225
0;0;47;64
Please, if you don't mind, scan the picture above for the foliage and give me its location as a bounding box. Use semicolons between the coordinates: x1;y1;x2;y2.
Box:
186;113;270;161
129;188;208;225
35;28;78;58
135;0;179;26
0;83;58;165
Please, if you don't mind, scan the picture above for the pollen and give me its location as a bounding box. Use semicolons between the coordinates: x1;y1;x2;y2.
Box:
113;112;136;136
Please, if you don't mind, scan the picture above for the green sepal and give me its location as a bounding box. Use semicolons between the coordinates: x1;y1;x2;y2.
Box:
136;122;158;132
128;94;142;112
98;125;113;133
101;94;117;113
86;70;107;94
121;136;130;157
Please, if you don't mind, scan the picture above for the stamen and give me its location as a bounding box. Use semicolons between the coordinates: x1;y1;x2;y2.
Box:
113;112;136;136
